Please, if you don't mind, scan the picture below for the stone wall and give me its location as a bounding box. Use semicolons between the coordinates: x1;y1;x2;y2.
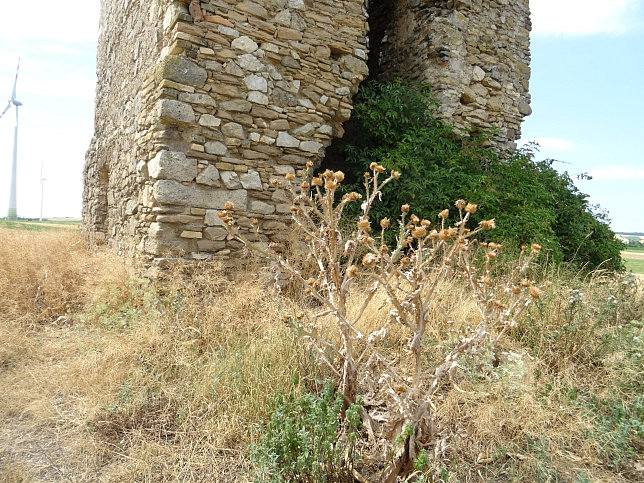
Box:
370;0;531;148
83;0;531;266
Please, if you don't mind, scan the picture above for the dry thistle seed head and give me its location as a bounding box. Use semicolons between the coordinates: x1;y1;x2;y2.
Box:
380;217;391;229
401;204;410;213
455;199;466;210
465;203;477;214
325;179;338;190
493;300;504;309
379;245;388;254
224;201;235;211
334;171;345;182
282;315;290;323
301;181;310;189
480;219;496;230
438;229;451;241
305;287;312;294
311;177;323;187
421;219;431;227
429;229;439;239
222;216;233;225
487;250;497;260
285;172;295;181
481;242;488;247
529;286;542;299
357;219;371;232
349;192;361;201
375;164;386;173
270;179;279;186
412;226;427;238
483;276;493;286
290;206;298;213
410;214;420;224
520;279;531;287
346;265;358;278
252;218;259;226
306;278;317;286
401;256;410;266
361;253;378;268
306;161;314;168
391;170;401;179
363;171;370;178
439;209;449;219
217;210;227;219
531;243;542;254
511;286;522;294
406;236;414;245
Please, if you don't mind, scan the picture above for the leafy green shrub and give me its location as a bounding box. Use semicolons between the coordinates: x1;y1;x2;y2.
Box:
341;80;624;271
251;378;362;482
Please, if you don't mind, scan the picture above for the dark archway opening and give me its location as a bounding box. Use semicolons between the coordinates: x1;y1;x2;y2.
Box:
318;0;395;174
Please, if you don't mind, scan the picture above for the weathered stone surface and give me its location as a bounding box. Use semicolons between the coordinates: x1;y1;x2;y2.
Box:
196;165;221;186
157;55;207;87
300;141;324;154
244;74;268;92
178;92;216;107
148;150;198;181
231;36;259;53
205;141;228;156
250;200;275;214
199;114;221;128
276;132;299;148
240;170;263;190
220;171;242;189
153;180;248;210
221;122;245;139
157;99;196;125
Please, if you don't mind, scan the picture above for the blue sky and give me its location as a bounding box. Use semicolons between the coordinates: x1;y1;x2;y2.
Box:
0;0;642;232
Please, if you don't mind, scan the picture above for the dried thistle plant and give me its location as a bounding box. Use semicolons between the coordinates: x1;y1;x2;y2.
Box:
221;165;548;481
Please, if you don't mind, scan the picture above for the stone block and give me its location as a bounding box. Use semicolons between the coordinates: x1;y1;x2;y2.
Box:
156;55;207;88
157;99;196;125
196;165;221;186
240;170;263;190
276;132;300;148
153;180;248;210
148;150;198;181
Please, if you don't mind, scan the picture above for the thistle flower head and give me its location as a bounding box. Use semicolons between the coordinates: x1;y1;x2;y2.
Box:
312;177;324;187
529;286;542;299
361;253;378;268
301;181;310;189
412;226;427;238
347;265;358;278
391;170;401;179
285;172;295;181
224;201;235;211
306;161;314;169
401;204;410;213
455;199;466;210
480;219;496;230
421;219;431;227
380;217;391;229
410;214;420;225
439;209;449;219
465;203;477;214
334;171;345;182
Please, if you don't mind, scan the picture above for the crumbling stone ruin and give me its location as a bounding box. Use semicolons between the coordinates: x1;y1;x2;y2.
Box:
83;0;531;266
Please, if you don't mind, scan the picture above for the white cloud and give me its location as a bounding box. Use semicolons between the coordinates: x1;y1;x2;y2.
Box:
531;0;642;35
588;166;644;180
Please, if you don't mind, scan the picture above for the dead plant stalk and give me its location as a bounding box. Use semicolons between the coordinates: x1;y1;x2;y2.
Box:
221;164;547;481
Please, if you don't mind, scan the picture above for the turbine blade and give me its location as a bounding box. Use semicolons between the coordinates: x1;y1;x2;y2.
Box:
10;58;20;101
0;101;11;119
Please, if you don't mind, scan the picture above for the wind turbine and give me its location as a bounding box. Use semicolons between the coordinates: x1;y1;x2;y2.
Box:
1;59;22;220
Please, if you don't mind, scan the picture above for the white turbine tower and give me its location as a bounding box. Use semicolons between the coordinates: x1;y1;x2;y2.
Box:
1;59;22;220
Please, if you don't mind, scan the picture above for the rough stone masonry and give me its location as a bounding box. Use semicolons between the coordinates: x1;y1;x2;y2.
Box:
83;0;531;266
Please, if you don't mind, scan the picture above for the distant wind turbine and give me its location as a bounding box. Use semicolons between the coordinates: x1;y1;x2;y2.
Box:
1;58;22;220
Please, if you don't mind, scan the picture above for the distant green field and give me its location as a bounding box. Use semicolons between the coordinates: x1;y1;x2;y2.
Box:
0;219;80;232
624;258;644;274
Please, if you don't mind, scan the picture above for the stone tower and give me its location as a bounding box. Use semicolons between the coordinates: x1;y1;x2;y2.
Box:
82;0;531;266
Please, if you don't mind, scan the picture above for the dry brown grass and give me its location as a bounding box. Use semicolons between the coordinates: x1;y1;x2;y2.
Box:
1;226;642;481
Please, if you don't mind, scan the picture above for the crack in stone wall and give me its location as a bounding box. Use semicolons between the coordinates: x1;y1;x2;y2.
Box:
83;0;531;266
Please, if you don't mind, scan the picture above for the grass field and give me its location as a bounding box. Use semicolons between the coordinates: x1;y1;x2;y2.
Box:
1;227;642;481
623;250;644;275
0;218;80;232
